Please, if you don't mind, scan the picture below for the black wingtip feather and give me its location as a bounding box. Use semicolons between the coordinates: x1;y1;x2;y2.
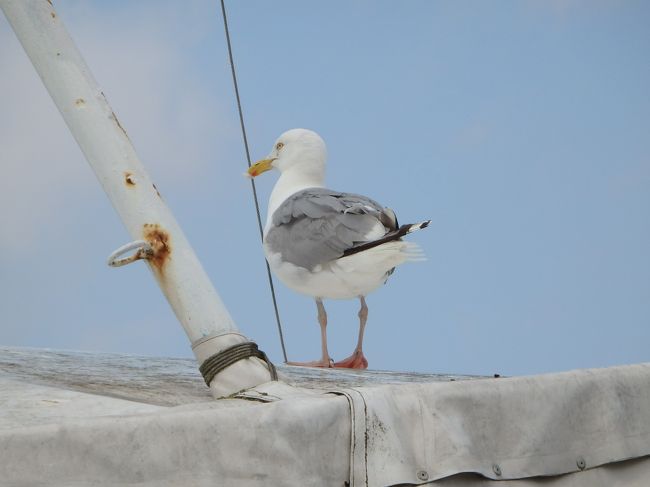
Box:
342;219;430;258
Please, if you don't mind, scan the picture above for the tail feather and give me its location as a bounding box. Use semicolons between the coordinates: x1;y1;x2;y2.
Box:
342;219;431;258
402;241;427;262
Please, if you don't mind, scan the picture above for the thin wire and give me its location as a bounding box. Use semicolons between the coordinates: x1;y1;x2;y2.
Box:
219;0;288;363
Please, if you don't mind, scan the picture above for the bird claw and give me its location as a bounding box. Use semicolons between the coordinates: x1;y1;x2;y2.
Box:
286;350;368;370
333;350;368;370
286;358;334;368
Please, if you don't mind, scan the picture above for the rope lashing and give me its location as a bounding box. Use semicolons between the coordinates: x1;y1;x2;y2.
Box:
199;342;278;387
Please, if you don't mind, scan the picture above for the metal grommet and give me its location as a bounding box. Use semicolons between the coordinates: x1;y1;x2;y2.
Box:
492;463;502;476
577;457;586;470
416;470;429;481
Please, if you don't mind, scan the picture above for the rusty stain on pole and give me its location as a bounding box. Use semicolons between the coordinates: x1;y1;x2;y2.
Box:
124;172;136;187
142;223;171;272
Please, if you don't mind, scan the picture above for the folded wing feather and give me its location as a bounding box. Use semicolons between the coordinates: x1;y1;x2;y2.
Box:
266;188;396;270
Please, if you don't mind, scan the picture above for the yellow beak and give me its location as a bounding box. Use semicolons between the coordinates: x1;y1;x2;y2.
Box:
247;158;275;178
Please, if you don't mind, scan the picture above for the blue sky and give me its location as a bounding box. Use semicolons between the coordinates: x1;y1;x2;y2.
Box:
1;1;648;376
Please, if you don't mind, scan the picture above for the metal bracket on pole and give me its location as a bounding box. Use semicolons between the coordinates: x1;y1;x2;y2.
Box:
1;0;276;398
107;240;153;267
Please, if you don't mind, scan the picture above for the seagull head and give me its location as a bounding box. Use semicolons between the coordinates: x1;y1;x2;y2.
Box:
247;128;327;179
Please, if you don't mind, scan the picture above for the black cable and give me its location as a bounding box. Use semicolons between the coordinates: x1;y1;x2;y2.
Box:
219;0;288;363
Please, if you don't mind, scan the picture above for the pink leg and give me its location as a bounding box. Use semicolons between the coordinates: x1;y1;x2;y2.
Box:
333;296;369;369
286;298;333;368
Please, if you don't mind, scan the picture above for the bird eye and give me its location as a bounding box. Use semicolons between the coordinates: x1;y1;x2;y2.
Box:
276;142;284;150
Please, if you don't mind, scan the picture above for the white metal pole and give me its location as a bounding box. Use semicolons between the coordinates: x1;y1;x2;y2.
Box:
1;0;273;397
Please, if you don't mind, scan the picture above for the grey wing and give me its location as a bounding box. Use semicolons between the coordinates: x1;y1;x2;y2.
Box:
265;188;396;270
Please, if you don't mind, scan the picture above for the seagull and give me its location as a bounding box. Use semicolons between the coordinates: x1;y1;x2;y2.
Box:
247;129;429;369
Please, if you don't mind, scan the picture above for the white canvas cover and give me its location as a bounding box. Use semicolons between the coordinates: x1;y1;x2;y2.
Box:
0;348;648;486
339;363;650;485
